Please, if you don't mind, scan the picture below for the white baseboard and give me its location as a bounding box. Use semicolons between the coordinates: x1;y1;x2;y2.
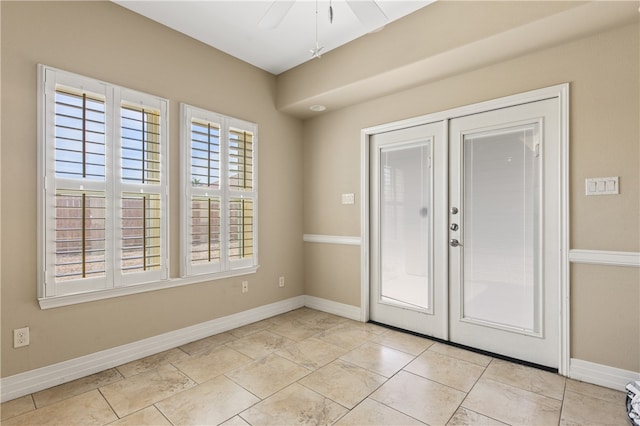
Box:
570;358;640;391
12;297;635;402
0;296;305;403
304;295;361;321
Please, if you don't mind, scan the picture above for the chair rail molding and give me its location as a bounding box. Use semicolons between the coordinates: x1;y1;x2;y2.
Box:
569;249;640;267
303;234;361;246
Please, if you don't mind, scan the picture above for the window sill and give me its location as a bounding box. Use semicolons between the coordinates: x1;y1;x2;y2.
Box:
38;266;260;309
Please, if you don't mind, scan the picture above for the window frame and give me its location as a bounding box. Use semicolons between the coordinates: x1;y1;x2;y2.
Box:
37;66;259;309
180;103;259;279
38;65;170;301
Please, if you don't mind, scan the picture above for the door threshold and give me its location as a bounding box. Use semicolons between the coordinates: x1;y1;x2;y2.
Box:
368;320;559;374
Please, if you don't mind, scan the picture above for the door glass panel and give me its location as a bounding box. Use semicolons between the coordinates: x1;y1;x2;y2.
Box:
380;141;431;311
462;124;541;333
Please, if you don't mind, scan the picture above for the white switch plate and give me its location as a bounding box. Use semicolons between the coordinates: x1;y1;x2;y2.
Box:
585;177;619;196
341;193;355;205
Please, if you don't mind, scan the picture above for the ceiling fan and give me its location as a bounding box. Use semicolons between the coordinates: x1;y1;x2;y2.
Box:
258;0;389;30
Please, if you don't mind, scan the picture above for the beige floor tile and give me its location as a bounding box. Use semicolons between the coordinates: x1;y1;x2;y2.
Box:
225;353;310;398
560;389;629;425
0;395;35;421
173;345;253;383
428;342;492;367
269;319;327;341
276;337;348;370
226;330;296;359
33;368;123;408
340;341;415;377
371;370;465;426
178;331;237;355
220;415;251;425
482;359;566;400
447;407;507;425
109;406;172;425
240;383;348;425
269;308;318;322
462;378;562;425
565;378;626;405
116;348;190;378
353;320;389;335
404;350;485;392
229;319;274;338
336;398;425;425
299;359;387;409
8;308;609;426
315;323;379;350
371;329;435;355
1;390;116;426
297;310;349;330
156;375;260;425
100;364;196;418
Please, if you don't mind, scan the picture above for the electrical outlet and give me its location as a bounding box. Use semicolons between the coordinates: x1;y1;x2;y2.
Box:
242;281;249;293
14;327;29;348
279;276;285;287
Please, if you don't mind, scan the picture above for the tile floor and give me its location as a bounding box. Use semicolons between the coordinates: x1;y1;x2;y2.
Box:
0;308;629;425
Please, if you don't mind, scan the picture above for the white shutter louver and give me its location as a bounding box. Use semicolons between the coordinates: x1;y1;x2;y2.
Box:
181;105;257;276
52;88;108;287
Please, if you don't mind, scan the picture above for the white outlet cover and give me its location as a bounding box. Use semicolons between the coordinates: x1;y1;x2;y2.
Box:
14;327;29;348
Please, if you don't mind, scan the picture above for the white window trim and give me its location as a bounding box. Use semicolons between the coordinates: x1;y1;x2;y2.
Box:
38;65;173;304
37;66;260;309
179;103;259;279
38;267;259;309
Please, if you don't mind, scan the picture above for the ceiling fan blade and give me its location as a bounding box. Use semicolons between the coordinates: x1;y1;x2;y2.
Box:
346;0;388;29
258;0;296;30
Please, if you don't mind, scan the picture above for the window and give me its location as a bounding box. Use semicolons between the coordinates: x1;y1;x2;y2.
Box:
181;104;258;277
38;65;168;298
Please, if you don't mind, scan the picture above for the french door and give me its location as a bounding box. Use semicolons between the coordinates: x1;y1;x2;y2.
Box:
369;122;448;338
369;97;561;368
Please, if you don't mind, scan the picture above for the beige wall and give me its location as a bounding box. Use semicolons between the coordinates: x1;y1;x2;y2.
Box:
302;23;639;371
1;1;304;377
571;264;639;371
1;0;638;381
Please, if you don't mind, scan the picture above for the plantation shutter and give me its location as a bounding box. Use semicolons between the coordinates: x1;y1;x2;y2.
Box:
117;98;167;285
187;116;223;275
53;89;108;284
228;124;256;269
40;66;169;298
181;105;257;277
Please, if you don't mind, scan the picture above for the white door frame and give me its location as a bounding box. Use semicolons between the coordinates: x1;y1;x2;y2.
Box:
360;84;570;375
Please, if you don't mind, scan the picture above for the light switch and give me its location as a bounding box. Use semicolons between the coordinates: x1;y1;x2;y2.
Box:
341;193;355;205
585;177;619;195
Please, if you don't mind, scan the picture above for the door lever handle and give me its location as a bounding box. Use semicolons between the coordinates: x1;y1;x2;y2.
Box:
450;239;461;247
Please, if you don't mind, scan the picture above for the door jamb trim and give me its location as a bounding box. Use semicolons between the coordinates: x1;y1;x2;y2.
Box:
360;83;570;375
